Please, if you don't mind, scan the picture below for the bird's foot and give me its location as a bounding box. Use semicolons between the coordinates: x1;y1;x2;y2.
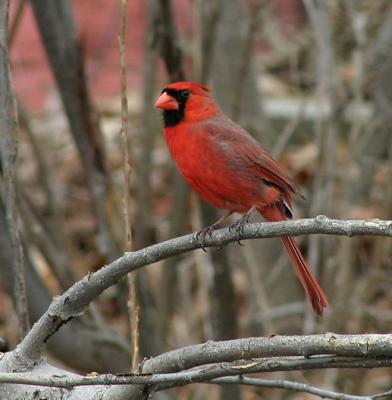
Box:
229;214;251;245
196;224;218;252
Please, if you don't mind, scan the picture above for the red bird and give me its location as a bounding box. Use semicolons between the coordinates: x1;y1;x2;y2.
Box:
155;82;328;315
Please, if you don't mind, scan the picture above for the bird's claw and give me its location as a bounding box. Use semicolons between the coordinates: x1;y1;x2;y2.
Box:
196;225;217;252
229;215;250;246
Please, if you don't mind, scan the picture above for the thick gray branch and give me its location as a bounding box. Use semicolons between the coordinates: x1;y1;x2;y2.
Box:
0;354;391;389
11;216;392;362
142;333;392;373
102;352;392;399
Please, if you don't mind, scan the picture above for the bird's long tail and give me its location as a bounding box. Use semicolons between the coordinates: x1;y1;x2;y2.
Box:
259;206;328;315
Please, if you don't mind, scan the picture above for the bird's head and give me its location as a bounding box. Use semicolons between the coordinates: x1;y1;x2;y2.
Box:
155;82;219;127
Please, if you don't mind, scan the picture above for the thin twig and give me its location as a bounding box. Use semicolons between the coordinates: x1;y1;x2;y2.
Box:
372;389;392;400
271;101;306;159
16;192;75;290
118;0;132;250
118;0;139;371
8;0;26;46
17;104;70;283
209;376;377;400
303;0;340;334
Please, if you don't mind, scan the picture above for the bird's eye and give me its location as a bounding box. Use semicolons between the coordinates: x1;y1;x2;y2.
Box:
181;89;190;98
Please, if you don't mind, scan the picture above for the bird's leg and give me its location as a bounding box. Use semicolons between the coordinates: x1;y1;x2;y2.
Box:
229;206;256;245
196;210;234;252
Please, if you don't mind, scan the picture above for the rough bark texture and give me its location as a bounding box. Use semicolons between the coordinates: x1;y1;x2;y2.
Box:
0;0;30;338
0;334;391;399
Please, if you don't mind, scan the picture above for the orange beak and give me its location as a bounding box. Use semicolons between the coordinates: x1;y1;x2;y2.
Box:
155;92;179;110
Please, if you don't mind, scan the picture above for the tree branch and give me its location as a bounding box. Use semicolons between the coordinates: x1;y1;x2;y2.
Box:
142;333;392;374
209;377;389;400
7;216;392;363
0;353;391;389
1;224;391;399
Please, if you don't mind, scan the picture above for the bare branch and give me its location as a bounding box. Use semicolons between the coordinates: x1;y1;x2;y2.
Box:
118;0;132;252
0;355;390;400
143;333;392;373
0;203;130;373
372;389;392;400
8;216;392;363
210;377;375;400
1;211;391;400
118;0;139;371
0;0;30;338
119;355;392;396
0;353;391;389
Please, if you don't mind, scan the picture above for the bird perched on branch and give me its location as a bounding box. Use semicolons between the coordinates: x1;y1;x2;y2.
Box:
155;81;328;316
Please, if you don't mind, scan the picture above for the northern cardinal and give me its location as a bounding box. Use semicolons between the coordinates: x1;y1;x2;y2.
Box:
155;82;327;315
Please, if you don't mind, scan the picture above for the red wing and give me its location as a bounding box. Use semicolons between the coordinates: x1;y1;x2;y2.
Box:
204;115;297;196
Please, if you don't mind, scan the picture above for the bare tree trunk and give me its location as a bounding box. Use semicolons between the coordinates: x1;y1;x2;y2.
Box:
30;0;118;261
303;0;340;334
195;3;241;400
210;0;264;138
359;4;392;202
133;0;159;250
0;0;30;338
155;0;190;348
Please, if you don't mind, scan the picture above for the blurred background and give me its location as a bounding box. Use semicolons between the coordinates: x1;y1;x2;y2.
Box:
1;0;391;399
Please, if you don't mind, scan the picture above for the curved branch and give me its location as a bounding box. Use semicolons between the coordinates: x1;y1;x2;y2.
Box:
210;377;379;400
0;355;391;389
142;333;392;373
11;216;392;363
